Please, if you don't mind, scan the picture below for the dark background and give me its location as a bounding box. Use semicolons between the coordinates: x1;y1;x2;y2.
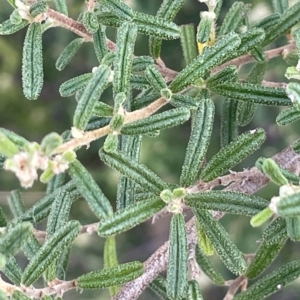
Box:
0;0;299;299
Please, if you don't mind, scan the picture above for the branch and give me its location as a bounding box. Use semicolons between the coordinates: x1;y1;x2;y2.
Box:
113;146;300;300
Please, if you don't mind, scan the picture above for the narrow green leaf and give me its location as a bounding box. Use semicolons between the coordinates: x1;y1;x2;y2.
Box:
206;66;238;87
187;280;204;300
132;56;154;72
246;237;287;279
263;1;300;46
73;65;111;130
238;261;300;300
20;181;78;223
0;132;19;157
68;160;113;219
22;22;43;100
200;128;266;182
255;13;281;32
8;190;25;218
98;197;165;236
104;236;119;296
29;1;47;18
22;231;41;260
196;219;214;256
272;0;288;14
101;0;133;21
133;12;180;40
122;107;190;135
53;0;68;15
180;99;214;187
55;38;84;71
169;94;198;109
145;65;167;93
166;213;188;300
194;209;247;275
3;258;22;284
10;10;22;25
286;216;300;241
46;173;65;195
149;276;168;300
0;19;28;35
197;15;213;44
238;62;266;126
277;192;300;217
262;158;288;186
117;135;142;209
186;191;269;216
76;261;143;288
250;207;274;227
263;217;287;245
59;73;92;97
218;2;249;36
169;33;241;93
22;220;81;286
149;0;184;58
195;245;225;286
93;102;113;117
99;148;168;194
180;24;198;66
83;11;99;33
294;139;300;154
113;23;138;97
11;291;30;300
0;222;32;257
286;82;300;110
0;207;7;227
209;83;291;106
93;26;108;63
220;99;238;148
130;75;150;90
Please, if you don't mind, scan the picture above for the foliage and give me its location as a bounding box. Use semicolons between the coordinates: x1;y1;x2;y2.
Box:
1;0;300;299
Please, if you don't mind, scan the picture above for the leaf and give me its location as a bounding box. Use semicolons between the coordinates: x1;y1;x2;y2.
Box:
132;56;154;72
262;158;288;186
286;216;300;241
22;22;43;100
200;128;266;182
29;1;47;18
0;19;28;35
262;1;300;46
101;0;133;21
180;24;198;66
277;192;300;217
180;99;214;187
68;160;113;219
55;38;83;71
187;280;204;300
193;209;247;275
272;0;288;14
208;83;291;106
195;245;225;285
73;65;111;130
99;149;168;194
236;261;300;300
113;23;138;97
117;135;142;209
0;132;19;157
59;73;92;97
12;291;30;300
98;197;165;236
93;102;114;117
121;107;190;135
93;26;108;63
149;0;184;58
166;213;188;300
145;65;167;93
197;15;213;44
286;82;300;109
53;0;68;15
262;217;287;245
0;222;32;257
186;191;269;216
218;2;249;36
2;258;22;284
196;219;214;256
104;236;119;296
76;261;144;289
149;276;168;300
246;237;287;279
220;99;238;148
133;12;180;40
206;66;238;87
82;11;99;33
169;94;198;109
0;129;29;151
22;220;81;286
0;207;7;227
169;33;241;93
8;190;25;218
